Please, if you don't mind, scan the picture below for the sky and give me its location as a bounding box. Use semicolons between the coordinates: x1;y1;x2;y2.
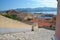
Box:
0;0;57;11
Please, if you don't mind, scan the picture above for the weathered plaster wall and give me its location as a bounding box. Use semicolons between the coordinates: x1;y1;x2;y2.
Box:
56;0;60;40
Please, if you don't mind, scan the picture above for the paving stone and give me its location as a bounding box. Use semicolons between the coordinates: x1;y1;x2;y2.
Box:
0;28;55;40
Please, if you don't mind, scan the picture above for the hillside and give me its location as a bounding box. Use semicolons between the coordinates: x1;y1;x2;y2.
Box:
0;15;32;28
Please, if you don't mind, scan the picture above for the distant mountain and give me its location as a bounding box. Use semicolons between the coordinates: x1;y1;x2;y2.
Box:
0;7;57;13
16;7;57;12
0;11;7;13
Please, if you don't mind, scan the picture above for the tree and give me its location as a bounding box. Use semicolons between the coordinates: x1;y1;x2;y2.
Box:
52;16;56;25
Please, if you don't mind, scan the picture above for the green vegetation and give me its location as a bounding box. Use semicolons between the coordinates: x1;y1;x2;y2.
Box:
27;18;33;21
2;14;21;21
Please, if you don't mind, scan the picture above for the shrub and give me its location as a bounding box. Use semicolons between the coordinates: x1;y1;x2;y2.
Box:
3;14;20;21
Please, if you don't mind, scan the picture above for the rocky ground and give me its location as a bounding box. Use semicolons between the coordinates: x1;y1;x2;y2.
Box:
0;28;55;40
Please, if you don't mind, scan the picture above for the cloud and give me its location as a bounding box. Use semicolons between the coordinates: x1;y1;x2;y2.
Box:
29;0;57;8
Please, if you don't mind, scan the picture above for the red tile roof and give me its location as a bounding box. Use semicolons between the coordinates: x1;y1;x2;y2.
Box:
32;19;51;27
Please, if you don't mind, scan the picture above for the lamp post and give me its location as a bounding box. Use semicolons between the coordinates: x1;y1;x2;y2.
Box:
31;15;37;31
31;16;35;31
